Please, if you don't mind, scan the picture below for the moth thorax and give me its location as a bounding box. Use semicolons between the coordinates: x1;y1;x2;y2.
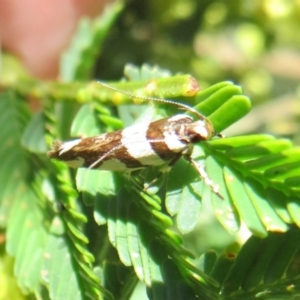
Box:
186;119;214;143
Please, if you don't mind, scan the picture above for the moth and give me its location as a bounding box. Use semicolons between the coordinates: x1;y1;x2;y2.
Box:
48;81;222;197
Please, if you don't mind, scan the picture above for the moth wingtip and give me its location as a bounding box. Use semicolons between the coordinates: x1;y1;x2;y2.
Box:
47;141;63;158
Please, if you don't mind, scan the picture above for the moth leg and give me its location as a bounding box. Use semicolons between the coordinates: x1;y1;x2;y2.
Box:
143;172;164;191
88;144;125;169
185;156;223;199
143;154;181;191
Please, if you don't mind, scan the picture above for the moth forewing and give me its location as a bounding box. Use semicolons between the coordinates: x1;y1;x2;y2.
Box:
49;115;195;170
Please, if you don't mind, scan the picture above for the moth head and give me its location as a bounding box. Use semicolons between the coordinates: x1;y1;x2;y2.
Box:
187;117;215;143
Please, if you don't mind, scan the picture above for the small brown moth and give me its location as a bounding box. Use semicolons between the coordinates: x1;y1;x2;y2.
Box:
48;81;222;197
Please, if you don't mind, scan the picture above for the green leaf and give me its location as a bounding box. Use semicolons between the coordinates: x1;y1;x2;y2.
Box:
221;235;263;295
204;230;300;298
225;167;267;238
71;103;123;138
46;159;103;298
115;191;132;266
166;158;203;233
21;112;48;153
204;133;300;235
195;82;251;132
209;95;252;133
43;231;101;300
209;251;236;287
176;177;202;234
196;83;243;115
76;168;116;197
71;104;103;137
286;196;300;227
6;184;48;293
102;262;134;299
206;156;240;234
241;233;283;291
126;203;152;284
244;180;289;232
60;1;123;81
0;91;30;227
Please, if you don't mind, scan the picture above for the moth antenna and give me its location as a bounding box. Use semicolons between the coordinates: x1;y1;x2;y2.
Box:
97;81;203;119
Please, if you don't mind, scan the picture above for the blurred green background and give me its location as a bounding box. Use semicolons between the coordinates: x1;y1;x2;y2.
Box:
97;0;300;142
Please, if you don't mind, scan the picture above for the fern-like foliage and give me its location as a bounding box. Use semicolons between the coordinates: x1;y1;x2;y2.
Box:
0;3;300;300
0;91;50;296
200;228;300;299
